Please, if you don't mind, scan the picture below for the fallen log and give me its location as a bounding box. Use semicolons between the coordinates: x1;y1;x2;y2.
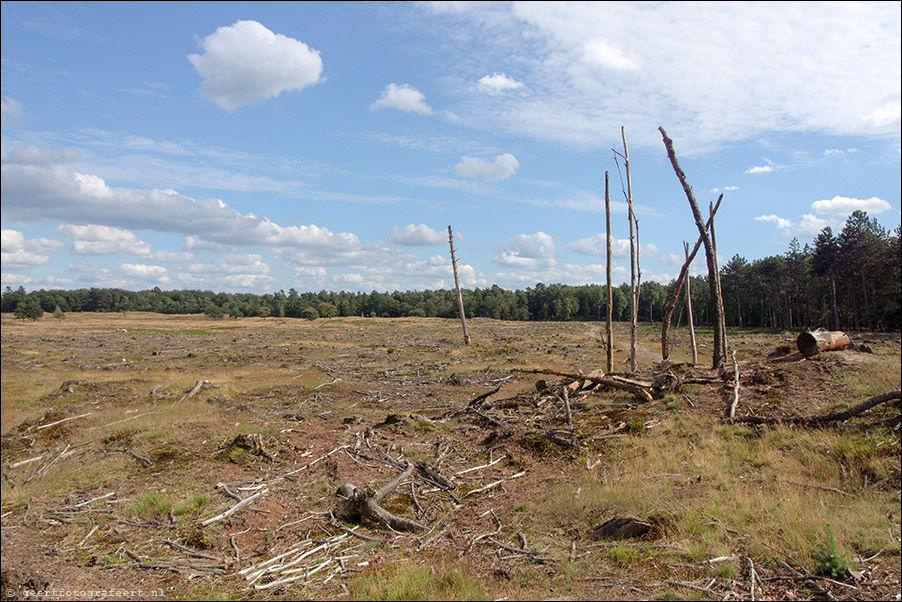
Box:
725;389;900;426
797;330;850;356
515;368;653;403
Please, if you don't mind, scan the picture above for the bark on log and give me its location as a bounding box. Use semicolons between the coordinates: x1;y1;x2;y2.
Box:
797;330;850;356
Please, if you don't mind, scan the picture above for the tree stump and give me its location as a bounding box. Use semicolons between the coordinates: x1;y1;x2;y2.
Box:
334;464;427;532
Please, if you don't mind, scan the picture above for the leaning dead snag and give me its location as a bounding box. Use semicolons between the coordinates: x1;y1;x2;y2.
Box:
660;196;722;361
334;463;427;532
725;389;901;426
448;225;471;346
660;127;726;370
709;200;728;362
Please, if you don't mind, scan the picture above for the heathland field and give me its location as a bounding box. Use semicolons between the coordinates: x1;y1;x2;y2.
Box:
1;312;899;600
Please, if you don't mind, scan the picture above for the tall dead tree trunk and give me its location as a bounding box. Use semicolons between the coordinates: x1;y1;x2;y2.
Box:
659;127;725;370
709;201;728;362
683;241;698;365
605;171;614;373
614;127;639;373
448;226;470;346
659;195;722;360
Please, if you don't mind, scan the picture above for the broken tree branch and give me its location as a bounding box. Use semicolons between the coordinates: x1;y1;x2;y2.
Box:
173;379;213;405
728;350;740;420
725;389;901;426
200;488;268;527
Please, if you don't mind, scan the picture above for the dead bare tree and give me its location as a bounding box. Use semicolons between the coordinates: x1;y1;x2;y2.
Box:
605;171;614;374
683;241;698;365
709;201;728;362
613;127;639;373
659;127;726;370
659;196;721;361
448;225;470;346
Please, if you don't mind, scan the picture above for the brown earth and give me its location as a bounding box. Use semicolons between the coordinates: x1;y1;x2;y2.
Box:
1;313;899;601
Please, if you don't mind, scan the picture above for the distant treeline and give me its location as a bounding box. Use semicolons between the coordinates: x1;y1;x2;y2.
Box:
3;211;900;331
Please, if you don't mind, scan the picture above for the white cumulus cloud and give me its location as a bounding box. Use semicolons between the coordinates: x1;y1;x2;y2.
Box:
370;83;433;115
568;234;656;259
811;195;891;215
1;229;57;270
120;263;169;283
754;214;793;231
477;73;525;95
390;224;445;246
453;153;519;181
57;224;152;256
495;232;556;269
797;213;835;237
188;20;324;111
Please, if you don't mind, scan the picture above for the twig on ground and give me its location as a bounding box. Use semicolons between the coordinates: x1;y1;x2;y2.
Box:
200;488;268;527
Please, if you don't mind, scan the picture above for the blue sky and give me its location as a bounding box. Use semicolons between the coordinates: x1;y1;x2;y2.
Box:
2;1;900;294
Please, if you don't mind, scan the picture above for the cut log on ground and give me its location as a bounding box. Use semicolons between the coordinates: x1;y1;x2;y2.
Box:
796;330;850;356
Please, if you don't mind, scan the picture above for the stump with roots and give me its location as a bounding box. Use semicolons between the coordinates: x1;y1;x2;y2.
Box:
333;463;427;532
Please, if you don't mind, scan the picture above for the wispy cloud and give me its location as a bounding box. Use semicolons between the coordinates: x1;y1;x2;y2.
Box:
429;2;902;152
1;96;24;126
